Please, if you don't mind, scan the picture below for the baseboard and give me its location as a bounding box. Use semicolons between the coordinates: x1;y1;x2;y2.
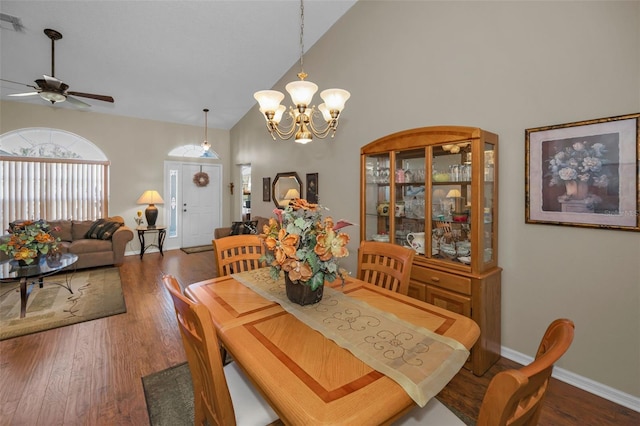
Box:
501;346;640;413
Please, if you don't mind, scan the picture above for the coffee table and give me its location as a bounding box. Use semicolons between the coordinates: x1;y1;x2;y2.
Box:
0;253;79;318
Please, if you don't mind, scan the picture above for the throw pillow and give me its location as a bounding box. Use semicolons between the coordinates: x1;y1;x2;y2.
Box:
229;220;258;235
85;219;123;240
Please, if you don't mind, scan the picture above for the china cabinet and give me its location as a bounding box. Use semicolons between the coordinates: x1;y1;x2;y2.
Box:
360;126;501;375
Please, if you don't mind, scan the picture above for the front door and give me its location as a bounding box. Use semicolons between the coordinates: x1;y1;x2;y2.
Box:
181;163;222;247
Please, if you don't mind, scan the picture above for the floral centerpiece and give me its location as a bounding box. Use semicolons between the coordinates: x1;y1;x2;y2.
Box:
260;198;351;304
547;141;609;199
0;220;60;265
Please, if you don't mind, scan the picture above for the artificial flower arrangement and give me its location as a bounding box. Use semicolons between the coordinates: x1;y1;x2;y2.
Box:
0;220;60;265
259;198;352;291
547;141;610;188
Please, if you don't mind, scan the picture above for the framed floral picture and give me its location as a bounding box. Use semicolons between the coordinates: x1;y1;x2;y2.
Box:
525;112;639;231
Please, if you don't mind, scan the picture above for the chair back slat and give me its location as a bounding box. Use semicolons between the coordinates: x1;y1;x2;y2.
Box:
357;241;415;295
213;235;265;277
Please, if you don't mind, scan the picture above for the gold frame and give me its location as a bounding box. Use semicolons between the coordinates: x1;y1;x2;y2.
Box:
525;112;640;232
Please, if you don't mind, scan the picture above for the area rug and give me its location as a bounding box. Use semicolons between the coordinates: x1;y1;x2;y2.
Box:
180;245;213;254
0;267;126;341
142;363;474;426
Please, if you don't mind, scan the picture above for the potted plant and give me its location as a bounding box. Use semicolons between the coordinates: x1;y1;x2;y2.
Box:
0;220;60;266
259;198;351;305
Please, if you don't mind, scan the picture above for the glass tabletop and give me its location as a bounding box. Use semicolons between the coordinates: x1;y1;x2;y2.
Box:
0;253;79;280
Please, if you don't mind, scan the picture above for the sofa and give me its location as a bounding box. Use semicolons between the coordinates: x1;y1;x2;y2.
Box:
1;217;133;269
213;216;270;240
43;216;133;269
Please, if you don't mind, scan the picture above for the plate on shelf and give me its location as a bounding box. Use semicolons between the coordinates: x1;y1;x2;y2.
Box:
372;234;390;242
458;256;471;264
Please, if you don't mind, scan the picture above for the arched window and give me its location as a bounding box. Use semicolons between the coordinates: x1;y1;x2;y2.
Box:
0;128;110;231
168;144;220;159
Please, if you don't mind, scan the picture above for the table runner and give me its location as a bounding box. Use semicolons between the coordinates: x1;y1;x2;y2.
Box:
232;268;470;407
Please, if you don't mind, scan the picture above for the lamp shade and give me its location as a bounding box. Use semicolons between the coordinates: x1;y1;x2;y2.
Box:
254;90;285;112
284;188;300;200
137;190;164;205
446;189;462;198
285;80;318;106
320;88;350;112
137;190;164;227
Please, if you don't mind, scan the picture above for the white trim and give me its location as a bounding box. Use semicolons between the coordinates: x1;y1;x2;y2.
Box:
501;346;640;412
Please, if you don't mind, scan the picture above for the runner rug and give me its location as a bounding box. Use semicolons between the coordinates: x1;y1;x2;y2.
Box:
180;245;213;254
142;363;473;426
0;267;126;340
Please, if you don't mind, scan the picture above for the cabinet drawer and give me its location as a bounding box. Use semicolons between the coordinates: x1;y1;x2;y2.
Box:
411;266;471;295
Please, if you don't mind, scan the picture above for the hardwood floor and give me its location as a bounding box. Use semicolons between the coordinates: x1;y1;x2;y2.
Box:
0;249;638;425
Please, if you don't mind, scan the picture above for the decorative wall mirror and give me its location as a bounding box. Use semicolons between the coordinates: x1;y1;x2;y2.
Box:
272;172;303;209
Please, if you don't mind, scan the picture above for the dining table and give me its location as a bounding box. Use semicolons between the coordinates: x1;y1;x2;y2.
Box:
186;269;480;426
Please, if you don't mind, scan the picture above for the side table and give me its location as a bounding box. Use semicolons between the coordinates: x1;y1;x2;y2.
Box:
136;225;167;259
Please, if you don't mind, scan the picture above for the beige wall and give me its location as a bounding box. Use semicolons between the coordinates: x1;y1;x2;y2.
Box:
231;1;640;398
0;101;231;252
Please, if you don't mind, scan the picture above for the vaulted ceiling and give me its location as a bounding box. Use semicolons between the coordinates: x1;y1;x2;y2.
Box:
0;1;356;129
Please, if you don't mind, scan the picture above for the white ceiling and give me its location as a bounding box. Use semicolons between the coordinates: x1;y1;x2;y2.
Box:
0;0;356;129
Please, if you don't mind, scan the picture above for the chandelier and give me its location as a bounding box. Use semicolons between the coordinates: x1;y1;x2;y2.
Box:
253;0;350;144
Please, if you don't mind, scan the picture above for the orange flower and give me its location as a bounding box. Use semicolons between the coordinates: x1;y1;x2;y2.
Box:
289;198;319;211
266;228;299;266
281;258;313;282
315;217;350;261
35;232;55;244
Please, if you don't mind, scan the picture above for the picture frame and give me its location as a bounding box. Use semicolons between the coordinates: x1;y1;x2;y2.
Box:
525;112;639;232
306;173;319;204
262;177;271;202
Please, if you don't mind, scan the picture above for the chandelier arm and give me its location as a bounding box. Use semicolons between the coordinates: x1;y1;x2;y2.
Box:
306;111;339;139
268;112;298;140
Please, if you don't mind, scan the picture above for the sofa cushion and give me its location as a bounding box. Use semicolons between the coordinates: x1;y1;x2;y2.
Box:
229;220;258;235
85;219;124;240
72;220;96;240
69;239;112;254
48;220;73;242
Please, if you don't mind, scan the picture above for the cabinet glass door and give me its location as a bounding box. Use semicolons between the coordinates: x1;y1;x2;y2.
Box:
364;153;391;242
430;142;472;266
395;149;426;249
482;142;496;265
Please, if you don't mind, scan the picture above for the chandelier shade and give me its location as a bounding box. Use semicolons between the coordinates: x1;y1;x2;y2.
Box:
253;0;350;144
285;80;318;106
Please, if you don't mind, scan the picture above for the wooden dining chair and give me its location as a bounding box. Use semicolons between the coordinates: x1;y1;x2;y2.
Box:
212;234;265;277
357;240;415;295
395;318;575;426
162;275;280;426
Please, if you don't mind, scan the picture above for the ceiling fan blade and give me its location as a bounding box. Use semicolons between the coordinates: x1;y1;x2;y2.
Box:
0;78;38;90
43;74;62;89
66;96;91;108
8;92;39;97
67;91;114;103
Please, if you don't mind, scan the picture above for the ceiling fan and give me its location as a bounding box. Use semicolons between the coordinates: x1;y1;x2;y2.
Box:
1;28;114;108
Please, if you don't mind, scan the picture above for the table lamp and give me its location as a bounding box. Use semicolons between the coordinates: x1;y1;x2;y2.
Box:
282;188;300;206
137;190;164;228
446;189;465;212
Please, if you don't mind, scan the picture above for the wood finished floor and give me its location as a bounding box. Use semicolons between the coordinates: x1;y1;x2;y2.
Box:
0;249;638;425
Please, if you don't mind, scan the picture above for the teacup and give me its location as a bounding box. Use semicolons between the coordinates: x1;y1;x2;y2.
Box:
406;232;425;254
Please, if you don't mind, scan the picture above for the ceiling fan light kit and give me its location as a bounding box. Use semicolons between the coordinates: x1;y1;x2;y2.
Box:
2;28;114;108
254;0;350;144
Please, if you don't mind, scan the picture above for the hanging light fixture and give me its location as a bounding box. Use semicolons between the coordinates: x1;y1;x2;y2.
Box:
253;0;350;144
200;108;219;158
